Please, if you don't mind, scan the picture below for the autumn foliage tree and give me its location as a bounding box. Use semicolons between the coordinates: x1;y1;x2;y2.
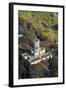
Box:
31;21;38;30
42;31;50;40
19;15;28;22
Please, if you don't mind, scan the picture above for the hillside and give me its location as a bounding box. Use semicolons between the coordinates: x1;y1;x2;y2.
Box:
18;11;58;47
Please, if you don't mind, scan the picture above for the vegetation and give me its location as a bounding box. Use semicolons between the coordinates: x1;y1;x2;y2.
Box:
48;56;58;77
19;55;32;79
18;11;58;47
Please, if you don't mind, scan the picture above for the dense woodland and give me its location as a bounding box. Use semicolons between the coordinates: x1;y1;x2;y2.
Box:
18;11;58;79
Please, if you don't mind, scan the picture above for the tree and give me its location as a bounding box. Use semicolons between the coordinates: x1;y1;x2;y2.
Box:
31;21;38;30
48;56;58;77
42;31;50;40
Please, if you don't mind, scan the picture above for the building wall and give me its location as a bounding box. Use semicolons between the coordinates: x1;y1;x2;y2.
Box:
34;39;40;58
40;49;45;56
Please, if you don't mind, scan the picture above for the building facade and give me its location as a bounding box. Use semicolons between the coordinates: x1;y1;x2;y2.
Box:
34;39;40;58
